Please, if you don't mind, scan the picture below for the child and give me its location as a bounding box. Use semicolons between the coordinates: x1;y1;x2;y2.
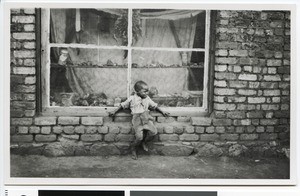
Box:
109;80;169;160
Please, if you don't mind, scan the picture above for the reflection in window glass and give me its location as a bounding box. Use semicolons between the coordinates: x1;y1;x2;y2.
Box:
50;47;127;67
132;50;204;67
49;47;127;107
132;9;206;48
131;51;204;107
131;67;203;107
47;8;209;108
50;9;128;46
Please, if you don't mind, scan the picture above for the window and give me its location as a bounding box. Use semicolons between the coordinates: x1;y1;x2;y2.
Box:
40;8;212;115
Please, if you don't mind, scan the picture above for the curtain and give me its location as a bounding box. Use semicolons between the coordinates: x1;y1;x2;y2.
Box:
132;16;197;66
50;9;72;95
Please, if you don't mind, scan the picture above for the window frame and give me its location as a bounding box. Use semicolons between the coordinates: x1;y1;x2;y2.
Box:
37;8;215;117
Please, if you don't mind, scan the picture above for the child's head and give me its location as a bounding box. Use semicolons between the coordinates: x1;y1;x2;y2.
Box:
134;81;149;99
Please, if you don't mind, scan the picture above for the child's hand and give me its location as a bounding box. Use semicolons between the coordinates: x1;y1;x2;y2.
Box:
163;112;170;117
108;111;116;117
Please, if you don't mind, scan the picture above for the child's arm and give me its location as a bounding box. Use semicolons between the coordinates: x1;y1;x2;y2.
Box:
108;105;123;117
109;96;132;117
155;106;170;117
148;97;169;117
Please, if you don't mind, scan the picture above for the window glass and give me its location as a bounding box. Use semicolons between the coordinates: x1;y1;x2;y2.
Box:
47;8;209;108
50;9;128;46
50;47;127;107
132;9;206;48
131;50;204;107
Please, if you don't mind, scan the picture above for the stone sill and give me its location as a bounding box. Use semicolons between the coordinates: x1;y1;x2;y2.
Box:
40;107;209;117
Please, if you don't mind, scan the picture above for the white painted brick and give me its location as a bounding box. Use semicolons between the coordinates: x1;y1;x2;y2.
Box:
215;65;227;72
263;90;281;96
233;66;242;73
272;97;281;103
241;119;251;126
24;8;35;14
220;19;229;25
164;126;174;134
24;76;36;84
14;50;35;58
58;117;80;125
12;32;35;40
238;89;257;96
248;97;266;103
267;67;277;74
24;24;35;31
12;15;35;23
191;117;212;126
267;59;282;66
214;80;227;87
229;50;248;57
215;57;237;64
215;50;228;56
238;74;257;81
18;126;29;134
274;52;283;58
228;97;246;103
253;66;261;73
23;59;35;66
214;88;235;95
249;82;260;88
12;67;35;75
41;127;51;134
214;103;236;111
81;117;103;125
23;42;35;49
214;96;224;103
11;9;21;14
243;66;252;72
263;75;281;81
35;117;56;125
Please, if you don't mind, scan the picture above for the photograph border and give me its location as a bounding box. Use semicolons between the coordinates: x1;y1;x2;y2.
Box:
3;0;297;186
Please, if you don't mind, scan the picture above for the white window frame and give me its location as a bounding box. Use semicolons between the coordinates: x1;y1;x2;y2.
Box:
40;8;211;117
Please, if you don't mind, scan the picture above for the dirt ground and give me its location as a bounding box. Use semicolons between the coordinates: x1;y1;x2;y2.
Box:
11;154;289;179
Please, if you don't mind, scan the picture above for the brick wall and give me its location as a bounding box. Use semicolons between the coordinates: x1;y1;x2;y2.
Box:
10;9;290;157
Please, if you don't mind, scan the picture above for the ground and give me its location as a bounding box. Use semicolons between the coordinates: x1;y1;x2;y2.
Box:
11;154;289;179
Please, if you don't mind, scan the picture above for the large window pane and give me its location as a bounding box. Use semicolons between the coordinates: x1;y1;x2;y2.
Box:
50;9;128;46
131;50;204;107
50;47;127;107
132;9;206;48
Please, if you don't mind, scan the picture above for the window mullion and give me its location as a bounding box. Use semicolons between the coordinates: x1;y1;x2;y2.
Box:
127;9;133;97
42;8;51;108
203;10;211;111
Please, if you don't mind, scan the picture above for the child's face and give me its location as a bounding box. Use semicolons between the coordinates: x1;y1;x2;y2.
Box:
137;84;149;99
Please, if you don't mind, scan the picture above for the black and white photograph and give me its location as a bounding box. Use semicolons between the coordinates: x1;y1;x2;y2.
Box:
5;2;295;184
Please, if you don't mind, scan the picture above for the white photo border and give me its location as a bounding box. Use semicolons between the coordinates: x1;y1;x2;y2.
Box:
3;0;298;186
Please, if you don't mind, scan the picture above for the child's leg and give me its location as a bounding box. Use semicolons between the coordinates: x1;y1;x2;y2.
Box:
141;130;149;152
131;127;143;160
142;121;157;151
131;115;143;159
144;121;157;142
